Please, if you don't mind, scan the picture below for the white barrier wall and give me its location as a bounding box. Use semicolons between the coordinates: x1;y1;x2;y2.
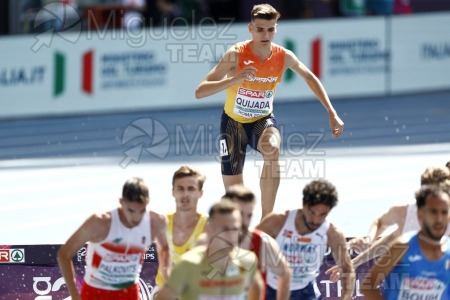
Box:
1;12;449;118
273;17;388;99
0;28;226;117
390;12;450;93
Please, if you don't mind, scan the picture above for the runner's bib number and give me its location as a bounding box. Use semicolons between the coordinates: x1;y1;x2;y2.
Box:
233;87;274;119
398;278;445;300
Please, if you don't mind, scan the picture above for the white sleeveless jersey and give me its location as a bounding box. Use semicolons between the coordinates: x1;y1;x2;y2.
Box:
402;203;450;235
266;210;330;290
83;208;152;290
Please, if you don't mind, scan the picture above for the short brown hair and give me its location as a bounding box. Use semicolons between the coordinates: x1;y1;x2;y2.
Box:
209;200;240;219
122;177;149;204
172;165;206;190
222;184;256;204
251;4;280;21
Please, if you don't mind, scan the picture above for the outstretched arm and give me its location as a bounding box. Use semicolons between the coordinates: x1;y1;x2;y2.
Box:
285;50;344;138
352;228;401;268
369;205;407;241
346;205;405;253
325;228;401;282
361;239;408;300
195;48;257;99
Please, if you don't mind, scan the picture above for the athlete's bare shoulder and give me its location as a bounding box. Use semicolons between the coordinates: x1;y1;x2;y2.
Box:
150;210;167;227
256;210;288;238
326;222;347;246
225;40;255;59
233;40;251;50
221;42;242;63
380;204;408;225
82;211;112;242
90;211;112;225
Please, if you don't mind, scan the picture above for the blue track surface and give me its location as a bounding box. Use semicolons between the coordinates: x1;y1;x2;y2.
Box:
0;91;449;245
1;91;449;164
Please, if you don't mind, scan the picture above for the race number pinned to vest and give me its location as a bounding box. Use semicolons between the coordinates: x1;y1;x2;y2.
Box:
233;87;274;119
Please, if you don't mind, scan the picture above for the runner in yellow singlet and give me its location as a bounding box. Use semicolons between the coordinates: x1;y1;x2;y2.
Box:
152;166;208;298
196;4;344;219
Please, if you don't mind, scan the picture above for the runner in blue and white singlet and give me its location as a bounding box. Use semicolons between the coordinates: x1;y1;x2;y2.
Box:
382;234;450;300
362;184;450;300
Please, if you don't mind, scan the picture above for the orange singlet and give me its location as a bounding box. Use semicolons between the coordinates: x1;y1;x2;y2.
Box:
224;40;286;123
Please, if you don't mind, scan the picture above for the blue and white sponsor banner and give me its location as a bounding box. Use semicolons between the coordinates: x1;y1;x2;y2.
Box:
390;12;450;94
1;13;450;118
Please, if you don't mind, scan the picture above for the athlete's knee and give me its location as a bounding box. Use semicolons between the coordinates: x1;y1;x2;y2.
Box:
259;128;281;153
260;141;280;160
260;135;280;155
